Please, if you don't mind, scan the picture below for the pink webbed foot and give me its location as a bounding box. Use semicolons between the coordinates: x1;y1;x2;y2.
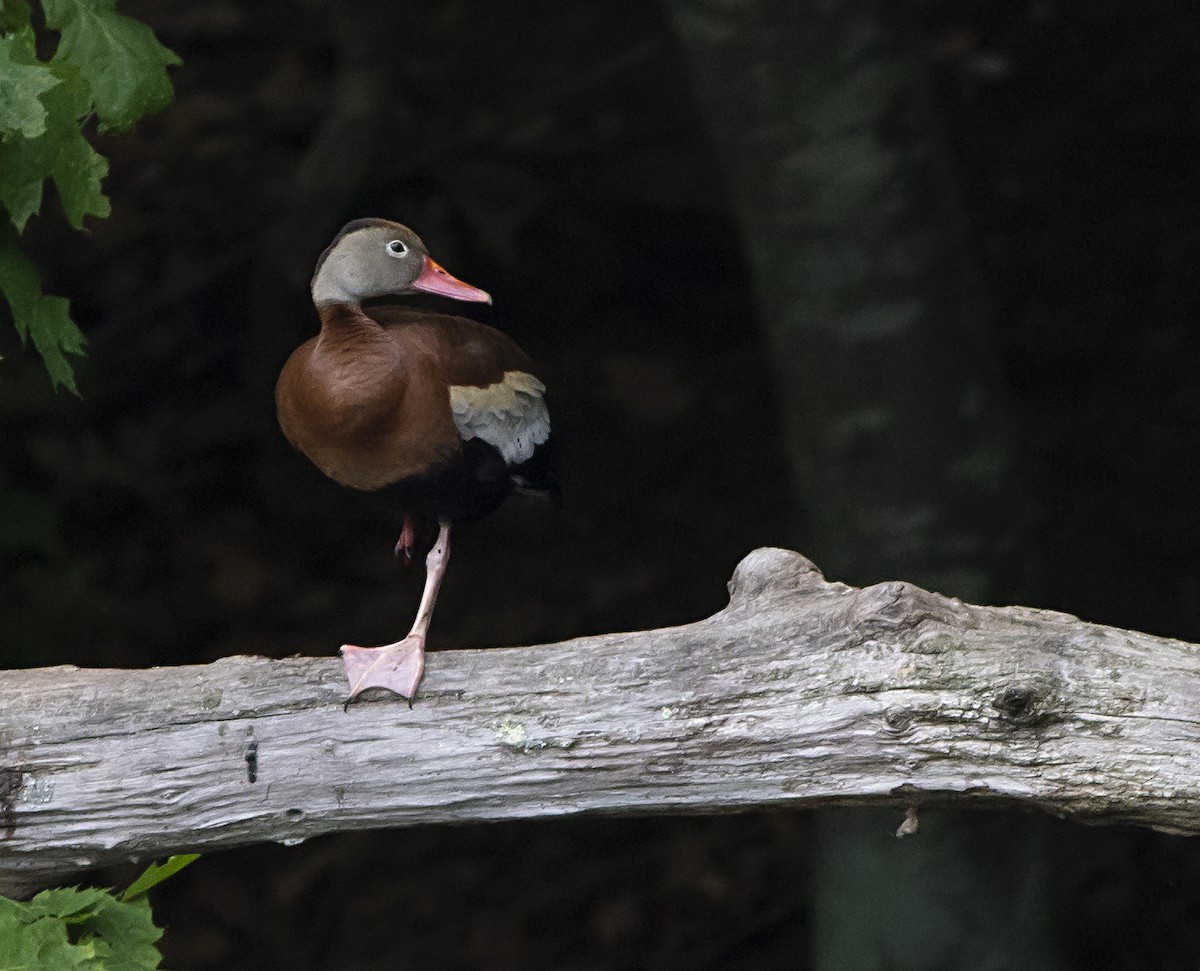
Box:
345;520;449;707
341;636;426;704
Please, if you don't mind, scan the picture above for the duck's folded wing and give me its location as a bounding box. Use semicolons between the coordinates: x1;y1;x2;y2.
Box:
449;370;550;466
372;306;552;467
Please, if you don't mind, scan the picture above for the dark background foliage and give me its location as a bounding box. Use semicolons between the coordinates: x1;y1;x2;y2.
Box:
3;0;1200;967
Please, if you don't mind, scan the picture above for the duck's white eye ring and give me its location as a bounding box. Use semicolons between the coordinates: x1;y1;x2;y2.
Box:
385;239;408;258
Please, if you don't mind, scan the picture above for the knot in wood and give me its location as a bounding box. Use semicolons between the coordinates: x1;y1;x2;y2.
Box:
726;548;825;606
993;685;1038;721
883;709;915;735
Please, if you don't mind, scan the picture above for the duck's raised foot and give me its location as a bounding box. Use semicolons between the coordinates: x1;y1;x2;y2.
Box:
341;635;426;704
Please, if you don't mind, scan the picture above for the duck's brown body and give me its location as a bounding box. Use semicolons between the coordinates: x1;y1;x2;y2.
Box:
276;218;552;702
276;304;537;497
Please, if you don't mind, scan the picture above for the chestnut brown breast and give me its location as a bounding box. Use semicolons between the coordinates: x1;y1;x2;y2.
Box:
275;303;536;492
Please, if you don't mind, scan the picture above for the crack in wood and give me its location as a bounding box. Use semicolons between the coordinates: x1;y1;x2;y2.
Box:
0;767;24;840
245;741;259;783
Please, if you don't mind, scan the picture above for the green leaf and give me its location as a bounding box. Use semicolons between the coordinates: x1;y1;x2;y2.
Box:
0;0;34;34
0;1;175;393
0;60;109;231
121;854;200;902
0;230;86;392
0;28;47;228
0;147;45;231
23;294;83;393
0;887;165;971
0;27;60;140
41;0;180;132
43;64;110;228
79;894;163;970
28;885;110;922
0;225;43;334
0;907;88;970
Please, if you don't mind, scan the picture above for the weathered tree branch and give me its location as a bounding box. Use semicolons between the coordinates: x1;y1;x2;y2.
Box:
3;547;1199;896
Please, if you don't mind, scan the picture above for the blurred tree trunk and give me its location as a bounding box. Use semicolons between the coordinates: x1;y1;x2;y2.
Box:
666;1;1056;968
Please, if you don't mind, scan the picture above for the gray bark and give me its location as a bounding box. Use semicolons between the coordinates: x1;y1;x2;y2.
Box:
3;547;1199;899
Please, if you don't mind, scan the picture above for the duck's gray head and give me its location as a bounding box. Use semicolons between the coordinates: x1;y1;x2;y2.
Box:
310;218;492;307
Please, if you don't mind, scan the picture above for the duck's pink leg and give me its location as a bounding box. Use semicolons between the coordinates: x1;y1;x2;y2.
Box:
394;515;416;564
342;521;450;703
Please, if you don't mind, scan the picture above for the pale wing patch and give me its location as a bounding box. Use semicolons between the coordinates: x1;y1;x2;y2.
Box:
449;370;550;465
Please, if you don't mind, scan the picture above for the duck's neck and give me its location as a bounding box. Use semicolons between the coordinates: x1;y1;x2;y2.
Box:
311;252;360;305
316;302;381;335
309;303;399;407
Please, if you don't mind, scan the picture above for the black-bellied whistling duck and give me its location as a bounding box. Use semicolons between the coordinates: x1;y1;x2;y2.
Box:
276;218;552;702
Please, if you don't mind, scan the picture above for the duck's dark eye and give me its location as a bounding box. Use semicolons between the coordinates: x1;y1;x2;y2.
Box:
386;239;408;258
